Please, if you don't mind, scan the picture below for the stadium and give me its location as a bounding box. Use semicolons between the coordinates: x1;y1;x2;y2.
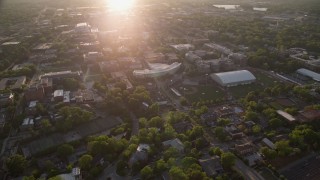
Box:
210;70;256;87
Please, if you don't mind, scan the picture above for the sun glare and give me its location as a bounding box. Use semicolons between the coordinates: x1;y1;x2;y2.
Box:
107;0;135;12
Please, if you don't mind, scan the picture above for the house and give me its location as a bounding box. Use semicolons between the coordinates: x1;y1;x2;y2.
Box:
201;112;217;127
172;121;192;134
162;138;184;153
26;101;38;116
225;124;243;139
298;109;320;122
262;138;275;149
129;144;150;167
199;156;223;177
25;86;45;102
20;117;34;131
235;143;255;156
0;93;14;107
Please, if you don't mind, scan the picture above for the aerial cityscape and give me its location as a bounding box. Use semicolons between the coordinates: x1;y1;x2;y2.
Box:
0;0;320;179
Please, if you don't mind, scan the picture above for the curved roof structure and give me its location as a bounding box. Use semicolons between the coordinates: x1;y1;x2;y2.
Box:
296;68;320;82
210;70;256;86
133;62;181;78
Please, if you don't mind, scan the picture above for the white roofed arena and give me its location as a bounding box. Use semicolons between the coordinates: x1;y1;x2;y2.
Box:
210;70;256;87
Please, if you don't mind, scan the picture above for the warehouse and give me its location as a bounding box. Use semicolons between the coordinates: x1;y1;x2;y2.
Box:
210;70;256;87
296;68;320;82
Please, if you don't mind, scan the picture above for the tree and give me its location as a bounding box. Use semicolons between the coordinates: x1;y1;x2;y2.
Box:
180;97;188;106
214;127;228;141
169;166;188;180
141;165;153;179
275;140;293;157
260;147;277;160
57;144;74;158
209;147;223;156
78;154;93;170
155;159;168;173
269;118;283;128
252;125;262;134
221;152;236;168
244;110;259;121
217;118;231;126
181;157;197;169
6;154;28;176
148;116;164;128
63;78;80;91
40;119;52;134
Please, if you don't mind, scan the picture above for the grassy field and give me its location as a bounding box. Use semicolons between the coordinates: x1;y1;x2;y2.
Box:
229;70;279;99
229;84;263;99
184;85;225;102
254;71;279;87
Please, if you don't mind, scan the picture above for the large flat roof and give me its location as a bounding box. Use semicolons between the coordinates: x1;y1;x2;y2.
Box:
210;70;256;85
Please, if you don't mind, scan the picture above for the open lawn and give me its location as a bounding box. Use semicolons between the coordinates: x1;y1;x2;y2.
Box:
229;84;263;99
184;85;225;102
253;70;278;87
229;70;279;99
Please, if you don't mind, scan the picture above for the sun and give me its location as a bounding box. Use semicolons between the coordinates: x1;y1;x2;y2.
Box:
107;0;135;12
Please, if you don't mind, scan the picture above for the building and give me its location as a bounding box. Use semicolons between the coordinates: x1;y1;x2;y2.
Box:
235;143;255;156
33;43;53;52
185;51;202;63
83;52;103;63
133;62;181;78
199;156;223;177
129;144;150;167
171;44;195;53
162;138;184;153
54;90;64;102
20;117;34;131
26;101;38;116
25;86;45;102
0;76;26;91
40;71;82;81
228;53;247;66
262;138;275;149
296;68;320;82
225;124;243;139
75;22;91;33
276;110;296;122
298;109;320;122
172;121;193;134
0;93;14;107
204;43;232;55
210;70;256;87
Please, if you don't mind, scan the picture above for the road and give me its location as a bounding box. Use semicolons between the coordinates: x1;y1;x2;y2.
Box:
234;159;265;180
154;78;184;111
98;163;131;180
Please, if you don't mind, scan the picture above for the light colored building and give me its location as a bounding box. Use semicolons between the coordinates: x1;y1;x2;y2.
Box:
171;44;195;52
133;62;181;78
210;70;256;87
75;22;91;33
296;68;320;82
